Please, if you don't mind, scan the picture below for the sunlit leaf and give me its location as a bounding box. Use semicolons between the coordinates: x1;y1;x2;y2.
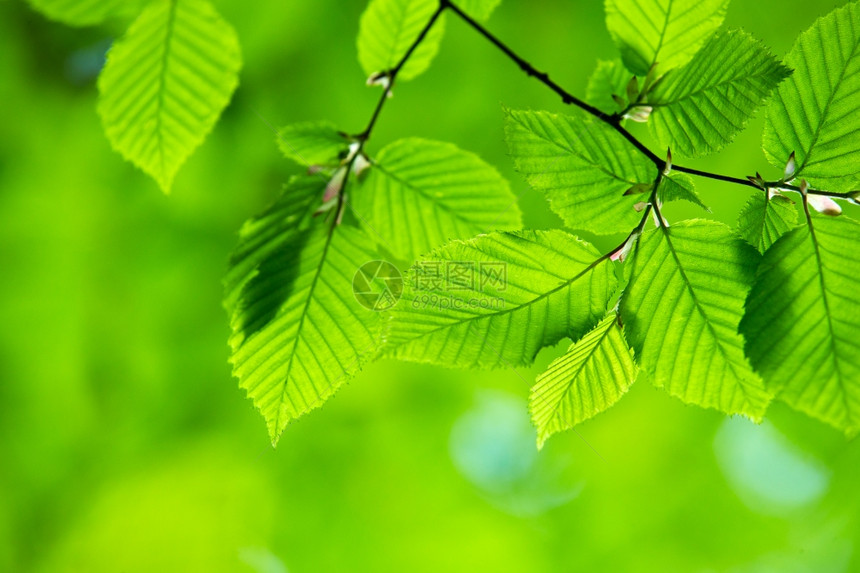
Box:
226;177;383;444
97;0;242;193
659;172;709;212
27;0;143;26
504;108;657;234
385;230;617;368
763;2;860;192
736;192;798;253
605;0;729;76
620;220;770;419
530;313;637;448
352;138;521;262
456;0;502;20
741;214;860;435
357;0;446;82
277;121;349;168
648;29;790;157
586;59;632;114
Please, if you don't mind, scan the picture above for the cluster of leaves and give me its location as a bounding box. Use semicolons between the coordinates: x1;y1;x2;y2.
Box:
226;0;860;446
27;0;242;193
38;0;859;446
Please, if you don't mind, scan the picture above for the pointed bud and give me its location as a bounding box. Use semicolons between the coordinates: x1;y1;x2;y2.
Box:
808;195;843;216
610;230;640;263
652;210;669;228
612;94;627;110
663;149;673;175
626;76;640;103
314;197;339;216
784;151;797;181
352;153;371;176
323;166;347;203
625;105;652;123
366;71;390;90
747;172;766;190
344;141;361;164
624;183;652;196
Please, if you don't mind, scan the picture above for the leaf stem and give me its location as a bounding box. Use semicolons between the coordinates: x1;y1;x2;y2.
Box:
358;3;447;141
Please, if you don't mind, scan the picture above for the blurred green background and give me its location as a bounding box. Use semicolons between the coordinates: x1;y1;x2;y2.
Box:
1;0;859;571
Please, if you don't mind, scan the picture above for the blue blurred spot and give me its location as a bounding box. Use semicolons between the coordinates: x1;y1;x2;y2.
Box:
65;39;112;85
449;390;583;516
714;417;830;515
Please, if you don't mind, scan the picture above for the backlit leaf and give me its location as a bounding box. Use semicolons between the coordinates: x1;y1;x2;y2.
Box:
357;0;446;82
97;0;242;193
736;192;798;253
741;214;860;435
763;2;860;192
352;138;521;263
605;0;729;76
226;177;384;444
385;230;617;368
530;313;638;448
620;220;770;419
648;29;790;157
504;108;657;235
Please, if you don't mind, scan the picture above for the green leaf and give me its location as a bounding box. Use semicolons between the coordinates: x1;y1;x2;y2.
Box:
277;121;349;168
385;230;617;368
620;220;770;419
530;313;638;448
455;0;502;20
357;0;446;82
226;177;384;444
27;0;143;26
352;138;521;263
504;108;657;235
659;172;709;212
740;214;860;435
763;2;860;192
97;0;242;193
648;29;790;158
586;59;632;114
605;0;729;76
736;192;798;254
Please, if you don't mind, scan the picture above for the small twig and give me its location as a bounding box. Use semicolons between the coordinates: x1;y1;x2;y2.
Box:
443;0;850;201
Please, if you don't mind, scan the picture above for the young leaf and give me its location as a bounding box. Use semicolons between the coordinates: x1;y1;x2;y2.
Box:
226;177;383;444
740;214;860;435
97;0;241;193
736;192;798;253
605;0;729;76
277;121;349;168
504;108;657;235
620;220;770;419
530;313;638;448
27;0;143;26
455;0;502;20
763;2;860;192
384;230;617;368
586;59;633;114
648;29;790;158
352;138;521;262
658;172;709;212
357;0;446;82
